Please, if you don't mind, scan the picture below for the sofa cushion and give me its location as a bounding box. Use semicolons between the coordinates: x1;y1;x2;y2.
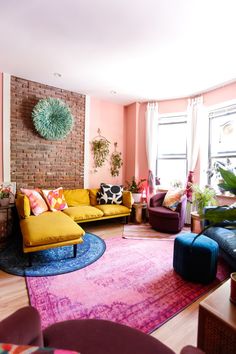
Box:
20;212;84;247
62;206;104;221
88;189;100;206
63;189;90;206
95;204;130;216
20;188;48;216
203;226;236;264
15;193;31;218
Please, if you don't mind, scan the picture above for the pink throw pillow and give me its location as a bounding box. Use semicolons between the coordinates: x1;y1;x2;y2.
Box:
42;187;68;212
20;188;48;216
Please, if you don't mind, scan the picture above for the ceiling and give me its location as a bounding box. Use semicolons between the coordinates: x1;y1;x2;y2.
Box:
0;0;236;105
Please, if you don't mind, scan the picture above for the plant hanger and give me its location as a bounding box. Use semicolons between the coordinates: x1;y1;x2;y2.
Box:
92;128;110;143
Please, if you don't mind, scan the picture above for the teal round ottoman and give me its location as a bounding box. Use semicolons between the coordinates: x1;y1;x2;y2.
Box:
173;232;219;284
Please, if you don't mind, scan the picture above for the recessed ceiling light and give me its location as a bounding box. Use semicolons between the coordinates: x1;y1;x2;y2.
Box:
53;72;62;78
110;90;117;94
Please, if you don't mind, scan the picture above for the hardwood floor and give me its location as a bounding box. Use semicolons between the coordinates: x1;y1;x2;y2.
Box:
0;221;221;353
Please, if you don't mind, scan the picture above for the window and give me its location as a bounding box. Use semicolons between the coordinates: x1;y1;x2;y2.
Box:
156;114;187;188
208;104;236;192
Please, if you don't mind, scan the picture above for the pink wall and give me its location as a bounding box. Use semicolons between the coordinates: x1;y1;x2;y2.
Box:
89;97;125;188
158;98;188;114
124;103;137;182
204;81;236;106
0;72;2;183
125;81;236;188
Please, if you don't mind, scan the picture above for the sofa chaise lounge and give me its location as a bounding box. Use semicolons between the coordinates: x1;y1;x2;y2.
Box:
16;188;132;257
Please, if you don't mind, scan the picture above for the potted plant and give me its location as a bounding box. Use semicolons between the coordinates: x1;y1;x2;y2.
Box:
0;187;11;206
91;138;110;170
125;177;146;203
203;167;236;224
192;184;217;216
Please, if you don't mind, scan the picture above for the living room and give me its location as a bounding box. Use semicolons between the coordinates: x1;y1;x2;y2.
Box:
0;1;236;354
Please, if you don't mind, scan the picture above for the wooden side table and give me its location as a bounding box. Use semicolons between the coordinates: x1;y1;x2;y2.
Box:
0;203;16;249
191;211;202;234
197;280;236;354
132;203;147;223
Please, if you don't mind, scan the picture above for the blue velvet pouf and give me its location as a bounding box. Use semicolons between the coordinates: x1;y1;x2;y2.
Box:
173;232;219;284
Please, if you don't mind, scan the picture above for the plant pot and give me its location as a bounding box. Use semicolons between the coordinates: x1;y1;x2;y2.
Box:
132;193;142;204
0;198;10;207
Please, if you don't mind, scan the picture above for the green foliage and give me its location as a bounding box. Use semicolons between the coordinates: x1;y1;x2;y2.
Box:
205;206;236;224
32;98;74;140
0;187;10;199
91;138;110;168
218;167;236;195
125;177;146;193
110;151;123;177
192;184;217;216
202;167;236;225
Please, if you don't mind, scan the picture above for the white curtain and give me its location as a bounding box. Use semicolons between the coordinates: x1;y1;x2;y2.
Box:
185;96;203;222
145;102;158;194
187;96;203;173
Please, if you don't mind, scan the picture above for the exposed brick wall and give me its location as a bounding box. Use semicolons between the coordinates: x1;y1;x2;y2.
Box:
11;76;85;189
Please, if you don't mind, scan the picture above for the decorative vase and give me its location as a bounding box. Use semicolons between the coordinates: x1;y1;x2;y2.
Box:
132;193;142;204
0;198;10;207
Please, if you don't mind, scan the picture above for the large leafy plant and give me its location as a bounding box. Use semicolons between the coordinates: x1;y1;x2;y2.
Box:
204;167;236;225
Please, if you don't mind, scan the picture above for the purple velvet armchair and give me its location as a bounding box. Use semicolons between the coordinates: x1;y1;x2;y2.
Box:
148;191;187;233
0;306;204;354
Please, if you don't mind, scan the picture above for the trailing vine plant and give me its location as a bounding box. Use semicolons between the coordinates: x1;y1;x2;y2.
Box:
110;142;123;177
91;129;110;170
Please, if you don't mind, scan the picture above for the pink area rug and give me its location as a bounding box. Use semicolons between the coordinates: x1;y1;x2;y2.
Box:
123;223;190;240
26;236;229;333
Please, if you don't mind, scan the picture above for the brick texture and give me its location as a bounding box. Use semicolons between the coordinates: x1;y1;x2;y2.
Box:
11;76;85;189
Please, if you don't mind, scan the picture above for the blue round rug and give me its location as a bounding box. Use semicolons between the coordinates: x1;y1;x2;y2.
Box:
0;233;106;277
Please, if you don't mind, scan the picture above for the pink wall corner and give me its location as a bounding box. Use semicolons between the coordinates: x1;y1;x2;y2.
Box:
89;97;125;188
204;81;236;107
0;72;3;183
124;102;139;184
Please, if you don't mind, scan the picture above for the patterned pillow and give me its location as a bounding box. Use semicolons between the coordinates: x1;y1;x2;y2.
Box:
20;188;48;216
162;189;184;211
0;342;79;354
97;183;123;205
42;187;68;211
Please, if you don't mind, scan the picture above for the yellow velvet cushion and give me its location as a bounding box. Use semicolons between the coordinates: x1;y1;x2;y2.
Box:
88;189;99;206
122;191;133;209
20;211;85;247
95;204;130;216
63;189;90;206
62;205;104;221
15;193;31;218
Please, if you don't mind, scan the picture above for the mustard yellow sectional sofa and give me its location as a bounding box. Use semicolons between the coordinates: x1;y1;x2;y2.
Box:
16;188;132;256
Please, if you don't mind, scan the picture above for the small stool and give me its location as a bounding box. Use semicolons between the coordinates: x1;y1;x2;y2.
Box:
173;232;219;284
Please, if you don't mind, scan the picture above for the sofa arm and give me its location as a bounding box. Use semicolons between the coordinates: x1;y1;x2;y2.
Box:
0;306;43;346
122;191;133;209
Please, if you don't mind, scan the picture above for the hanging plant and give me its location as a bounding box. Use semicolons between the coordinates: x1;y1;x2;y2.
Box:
32;98;74;140
91;129;110;169
110;142;123;177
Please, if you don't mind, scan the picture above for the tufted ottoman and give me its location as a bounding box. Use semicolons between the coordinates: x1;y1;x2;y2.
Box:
173;232;219;284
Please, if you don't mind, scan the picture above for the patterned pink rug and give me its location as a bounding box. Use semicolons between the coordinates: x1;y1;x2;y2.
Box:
26;236;229;333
